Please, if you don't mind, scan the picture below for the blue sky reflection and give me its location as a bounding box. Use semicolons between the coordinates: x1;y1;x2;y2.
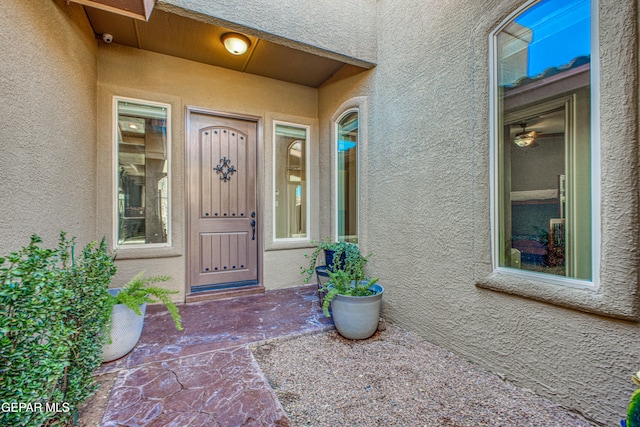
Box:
515;0;590;77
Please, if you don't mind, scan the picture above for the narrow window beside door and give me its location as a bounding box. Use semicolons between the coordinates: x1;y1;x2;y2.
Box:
115;98;171;247
274;123;309;240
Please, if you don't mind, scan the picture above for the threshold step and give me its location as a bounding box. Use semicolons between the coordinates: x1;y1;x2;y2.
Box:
186;285;265;303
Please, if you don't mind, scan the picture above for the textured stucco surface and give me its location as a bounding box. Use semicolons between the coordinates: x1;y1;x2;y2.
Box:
97;45;318;296
158;0;376;68
0;0;98;254
3;0;640;424
362;0;640;424
263;248;310;290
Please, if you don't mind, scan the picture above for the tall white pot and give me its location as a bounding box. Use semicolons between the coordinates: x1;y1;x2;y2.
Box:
331;284;384;340
101;289;146;363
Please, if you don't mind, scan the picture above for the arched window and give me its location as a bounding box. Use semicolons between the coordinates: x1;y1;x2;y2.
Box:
336;110;359;243
491;0;595;285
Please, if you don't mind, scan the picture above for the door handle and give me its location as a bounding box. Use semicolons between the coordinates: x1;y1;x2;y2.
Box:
250;219;256;240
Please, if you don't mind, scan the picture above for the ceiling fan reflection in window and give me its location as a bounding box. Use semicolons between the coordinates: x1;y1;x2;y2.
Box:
513;123;539;148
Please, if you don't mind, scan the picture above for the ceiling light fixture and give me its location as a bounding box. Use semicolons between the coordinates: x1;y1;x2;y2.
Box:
514;123;538;147
221;33;251;55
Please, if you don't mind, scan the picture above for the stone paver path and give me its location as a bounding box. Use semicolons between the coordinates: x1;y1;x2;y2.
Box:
99;285;331;426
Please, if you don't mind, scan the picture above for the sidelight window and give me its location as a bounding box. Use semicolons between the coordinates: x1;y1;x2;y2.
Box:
274;122;309;240
115;98;171;247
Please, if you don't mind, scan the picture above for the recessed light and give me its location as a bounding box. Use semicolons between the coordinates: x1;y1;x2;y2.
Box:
221;33;251;55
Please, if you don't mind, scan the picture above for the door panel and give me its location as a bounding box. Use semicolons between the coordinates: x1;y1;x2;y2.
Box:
188;112;258;291
199;232;249;274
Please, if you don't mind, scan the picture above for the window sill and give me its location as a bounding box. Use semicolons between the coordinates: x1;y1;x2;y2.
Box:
265;239;316;252
114;245;182;260
476;270;639;321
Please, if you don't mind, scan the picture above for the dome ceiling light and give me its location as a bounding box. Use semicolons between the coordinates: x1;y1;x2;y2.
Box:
221;33;251;55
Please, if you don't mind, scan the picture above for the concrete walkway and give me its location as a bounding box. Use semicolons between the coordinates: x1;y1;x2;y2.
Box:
98;284;332;427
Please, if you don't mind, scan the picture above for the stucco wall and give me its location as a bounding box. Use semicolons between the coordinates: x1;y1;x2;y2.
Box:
97;45;318;296
367;0;640;424
4;0;638;423
0;0;98;254
158;0;376;68
318;67;375;246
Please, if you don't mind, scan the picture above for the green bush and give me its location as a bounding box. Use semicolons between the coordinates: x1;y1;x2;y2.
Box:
0;233;116;427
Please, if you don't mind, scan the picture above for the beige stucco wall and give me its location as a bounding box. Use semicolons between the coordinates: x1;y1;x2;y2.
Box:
96;44;319;296
4;0;639;424
364;0;640;424
0;0;98;255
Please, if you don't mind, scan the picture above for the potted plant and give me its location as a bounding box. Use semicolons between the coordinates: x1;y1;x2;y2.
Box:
102;272;182;362
300;237;362;283
308;242;383;340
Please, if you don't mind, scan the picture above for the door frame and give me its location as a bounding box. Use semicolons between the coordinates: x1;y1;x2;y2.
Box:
185;106;264;295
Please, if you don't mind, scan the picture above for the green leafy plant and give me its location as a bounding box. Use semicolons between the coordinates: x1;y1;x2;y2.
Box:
623;370;640;427
0;233;116;427
109;272;182;330
322;270;379;317
300;237;363;283
316;243;379;317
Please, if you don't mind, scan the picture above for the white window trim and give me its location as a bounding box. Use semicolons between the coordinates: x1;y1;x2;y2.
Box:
334;108;360;243
113;96;172;250
488;0;600;291
272;120;311;242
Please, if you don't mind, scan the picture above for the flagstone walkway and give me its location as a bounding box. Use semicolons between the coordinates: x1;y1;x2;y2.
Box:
97;284;332;427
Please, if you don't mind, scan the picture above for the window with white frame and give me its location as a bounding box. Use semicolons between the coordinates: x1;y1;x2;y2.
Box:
274;122;309;240
115;98;171;247
491;0;594;284
336;110;359;244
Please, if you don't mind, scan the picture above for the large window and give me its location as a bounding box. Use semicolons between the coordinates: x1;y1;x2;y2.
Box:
492;0;594;284
115;98;170;247
274;122;308;240
337;110;359;243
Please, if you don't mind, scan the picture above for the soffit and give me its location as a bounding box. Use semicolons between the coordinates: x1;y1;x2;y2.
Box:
84;7;350;87
69;0;155;20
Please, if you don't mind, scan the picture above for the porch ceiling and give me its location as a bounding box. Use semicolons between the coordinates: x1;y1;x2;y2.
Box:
85;6;352;88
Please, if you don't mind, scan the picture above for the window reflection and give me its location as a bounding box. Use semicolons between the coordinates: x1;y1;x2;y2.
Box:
275;123;307;239
117;100;169;246
337;111;358;244
495;0;592;280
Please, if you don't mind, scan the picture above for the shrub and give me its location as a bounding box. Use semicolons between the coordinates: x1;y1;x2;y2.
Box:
0;233;116;427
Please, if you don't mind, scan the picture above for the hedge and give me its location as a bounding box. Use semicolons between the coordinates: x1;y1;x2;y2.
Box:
0;233;116;427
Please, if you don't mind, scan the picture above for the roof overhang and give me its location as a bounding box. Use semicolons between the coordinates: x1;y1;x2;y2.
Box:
69;0;156;21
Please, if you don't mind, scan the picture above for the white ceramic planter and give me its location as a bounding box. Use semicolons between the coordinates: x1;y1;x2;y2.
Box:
101;289;146;363
331;284;383;340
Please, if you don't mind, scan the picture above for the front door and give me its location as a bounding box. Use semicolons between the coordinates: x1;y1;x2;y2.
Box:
188;111;258;292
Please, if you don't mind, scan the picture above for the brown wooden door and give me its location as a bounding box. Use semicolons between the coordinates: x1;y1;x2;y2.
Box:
188;112;258;292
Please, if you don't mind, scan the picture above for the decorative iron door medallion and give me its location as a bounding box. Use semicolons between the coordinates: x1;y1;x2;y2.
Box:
214;157;236;182
188;114;258;291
